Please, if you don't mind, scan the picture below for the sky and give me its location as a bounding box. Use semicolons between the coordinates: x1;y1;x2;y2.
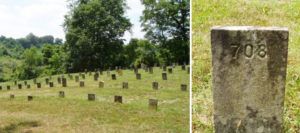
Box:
0;0;145;43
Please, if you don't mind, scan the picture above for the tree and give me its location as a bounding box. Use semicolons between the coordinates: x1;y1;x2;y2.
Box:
64;0;131;72
141;0;190;64
124;39;160;67
17;47;43;80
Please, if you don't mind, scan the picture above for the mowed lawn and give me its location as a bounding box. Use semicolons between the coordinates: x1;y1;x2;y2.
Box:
192;0;300;133
0;67;190;133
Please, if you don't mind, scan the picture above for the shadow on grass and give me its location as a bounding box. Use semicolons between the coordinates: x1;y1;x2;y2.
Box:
0;121;41;133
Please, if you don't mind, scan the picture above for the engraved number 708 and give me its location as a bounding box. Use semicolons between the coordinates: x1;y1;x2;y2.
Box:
231;43;267;59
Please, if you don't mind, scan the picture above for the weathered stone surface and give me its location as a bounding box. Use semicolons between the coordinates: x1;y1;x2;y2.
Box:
114;95;122;103
211;26;288;133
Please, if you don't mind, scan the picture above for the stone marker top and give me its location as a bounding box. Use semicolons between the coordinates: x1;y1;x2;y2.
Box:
211;26;288;31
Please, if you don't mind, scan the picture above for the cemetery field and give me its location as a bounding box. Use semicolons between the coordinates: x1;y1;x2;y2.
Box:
0;67;190;133
192;0;300;133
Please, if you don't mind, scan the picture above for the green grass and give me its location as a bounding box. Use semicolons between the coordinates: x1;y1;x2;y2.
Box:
0;67;189;133
192;0;300;132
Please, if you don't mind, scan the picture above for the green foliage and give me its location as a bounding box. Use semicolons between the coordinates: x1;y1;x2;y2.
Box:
17;47;43;80
141;0;190;64
124;39;160;67
64;0;132;72
41;44;66;75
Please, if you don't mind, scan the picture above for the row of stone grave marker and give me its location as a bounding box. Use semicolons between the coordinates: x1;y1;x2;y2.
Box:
1;72;172;89
8;93;159;110
0;81;188;91
2;65;190;88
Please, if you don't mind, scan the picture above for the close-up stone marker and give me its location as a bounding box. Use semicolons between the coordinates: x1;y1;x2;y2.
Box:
211;26;288;133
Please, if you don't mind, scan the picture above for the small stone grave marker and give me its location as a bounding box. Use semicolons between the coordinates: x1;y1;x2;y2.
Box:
114;96;122;103
149;99;158;110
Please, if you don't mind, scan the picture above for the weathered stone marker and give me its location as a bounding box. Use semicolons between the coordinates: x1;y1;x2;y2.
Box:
114;95;122;103
168;68;173;74
152;82;159;90
181;65;186;70
163;66;167;71
79;81;85;87
75;75;79;82
149;99;158;110
28;96;33;101
136;73;141;80
7;85;10;90
122;82;128;89
149;67;153;74
181;84;187;91
62;78;67;87
59;91;65;98
45;78;49;85
211;26;288;133
57;77;61;84
37;83;41;88
10;94;14;99
27;84;30;89
49;82;54;88
18;84;22;89
162;73;167;80
99;81;104;88
111;74;116;80
88;94;96;101
94;73;99;81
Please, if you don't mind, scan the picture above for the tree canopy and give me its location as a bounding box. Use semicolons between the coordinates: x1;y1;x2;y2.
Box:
141;0;190;64
64;0;132;72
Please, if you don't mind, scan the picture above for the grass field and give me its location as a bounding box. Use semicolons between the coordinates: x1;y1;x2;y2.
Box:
192;0;300;132
0;66;189;133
